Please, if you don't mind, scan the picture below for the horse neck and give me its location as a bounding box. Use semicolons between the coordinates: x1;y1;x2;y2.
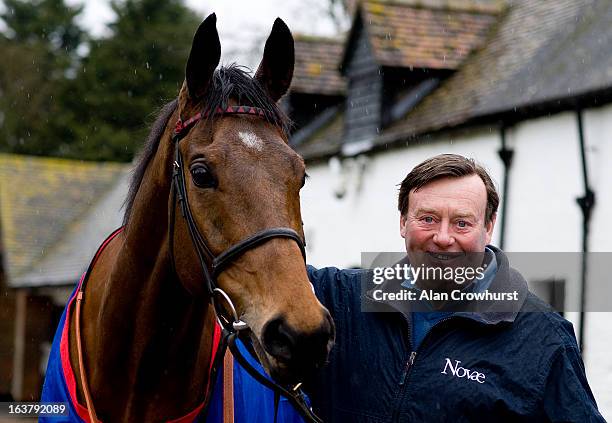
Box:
112;124;184;310
90;125;217;417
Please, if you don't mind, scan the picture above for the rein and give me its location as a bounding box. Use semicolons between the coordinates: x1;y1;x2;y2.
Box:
74;103;322;423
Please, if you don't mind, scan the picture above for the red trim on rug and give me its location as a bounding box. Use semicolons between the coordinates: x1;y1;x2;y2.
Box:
61;273;93;422
59;227;221;422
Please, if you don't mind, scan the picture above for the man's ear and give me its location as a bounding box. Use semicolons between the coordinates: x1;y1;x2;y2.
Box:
400;214;408;239
255;18;294;102
185;13;221;99
485;213;497;244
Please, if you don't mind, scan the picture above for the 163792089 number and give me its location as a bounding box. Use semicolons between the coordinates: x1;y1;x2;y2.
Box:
1;402;69;417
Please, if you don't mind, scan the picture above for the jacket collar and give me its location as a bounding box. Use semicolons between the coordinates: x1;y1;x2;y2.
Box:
455;245;529;325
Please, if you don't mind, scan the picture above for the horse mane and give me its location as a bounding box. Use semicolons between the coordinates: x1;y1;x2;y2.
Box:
122;64;291;227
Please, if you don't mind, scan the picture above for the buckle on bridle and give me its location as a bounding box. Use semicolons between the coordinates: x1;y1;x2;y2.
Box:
213;288;249;331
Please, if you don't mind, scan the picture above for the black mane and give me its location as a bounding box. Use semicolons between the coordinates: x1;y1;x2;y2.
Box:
122;65;291;227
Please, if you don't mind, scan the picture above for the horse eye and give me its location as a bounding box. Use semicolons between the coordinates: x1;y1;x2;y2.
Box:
190;165;216;188
301;172;309;188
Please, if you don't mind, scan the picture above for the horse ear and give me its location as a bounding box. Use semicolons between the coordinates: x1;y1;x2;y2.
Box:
186;13;221;99
255;18;294;103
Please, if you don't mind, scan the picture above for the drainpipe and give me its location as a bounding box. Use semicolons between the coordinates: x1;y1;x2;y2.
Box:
575;109;595;354
497;125;514;250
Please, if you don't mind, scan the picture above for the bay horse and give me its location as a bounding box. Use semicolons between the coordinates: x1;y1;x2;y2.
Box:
42;14;334;422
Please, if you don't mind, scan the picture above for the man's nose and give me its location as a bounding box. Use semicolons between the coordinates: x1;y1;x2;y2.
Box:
433;223;455;247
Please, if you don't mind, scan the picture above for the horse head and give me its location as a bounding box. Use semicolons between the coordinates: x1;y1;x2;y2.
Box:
171;14;334;384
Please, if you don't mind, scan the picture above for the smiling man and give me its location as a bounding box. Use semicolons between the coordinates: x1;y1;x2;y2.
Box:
305;154;604;422
400;163;495;296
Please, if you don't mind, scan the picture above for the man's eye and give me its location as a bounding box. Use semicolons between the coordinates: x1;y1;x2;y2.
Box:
457;220;467;228
190;165;216;188
423;216;434;223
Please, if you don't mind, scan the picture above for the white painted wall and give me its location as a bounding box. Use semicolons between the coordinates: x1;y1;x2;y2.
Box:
300;104;612;418
503;112;583;252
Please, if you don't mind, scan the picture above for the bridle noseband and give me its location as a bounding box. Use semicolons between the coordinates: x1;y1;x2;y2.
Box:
170;105;322;423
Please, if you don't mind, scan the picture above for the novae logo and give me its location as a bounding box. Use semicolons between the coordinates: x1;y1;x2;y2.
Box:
441;358;486;384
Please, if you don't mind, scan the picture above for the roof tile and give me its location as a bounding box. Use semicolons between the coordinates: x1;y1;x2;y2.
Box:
292;35;347;95
362;0;499;69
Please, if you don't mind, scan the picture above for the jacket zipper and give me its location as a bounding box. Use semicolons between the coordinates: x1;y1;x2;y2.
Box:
398;316;454;385
399;351;417;385
392;316;455;421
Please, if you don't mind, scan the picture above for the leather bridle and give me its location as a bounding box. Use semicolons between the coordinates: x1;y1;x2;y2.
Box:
170;104;322;422
75;104;322;423
170;104;307;328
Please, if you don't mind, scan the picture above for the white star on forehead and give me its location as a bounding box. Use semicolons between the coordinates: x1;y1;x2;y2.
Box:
238;131;264;151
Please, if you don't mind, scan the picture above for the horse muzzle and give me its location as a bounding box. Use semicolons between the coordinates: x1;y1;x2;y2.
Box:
261;310;335;383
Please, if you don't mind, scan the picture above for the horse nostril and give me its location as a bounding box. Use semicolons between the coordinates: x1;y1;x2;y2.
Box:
262;317;295;363
262;312;335;373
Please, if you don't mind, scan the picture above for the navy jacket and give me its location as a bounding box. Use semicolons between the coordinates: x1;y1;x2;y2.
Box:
305;247;605;422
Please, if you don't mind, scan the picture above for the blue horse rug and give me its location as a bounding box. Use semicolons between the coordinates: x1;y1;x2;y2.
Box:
40;229;307;422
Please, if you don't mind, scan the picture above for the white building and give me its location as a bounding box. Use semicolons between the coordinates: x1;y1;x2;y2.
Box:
291;0;612;417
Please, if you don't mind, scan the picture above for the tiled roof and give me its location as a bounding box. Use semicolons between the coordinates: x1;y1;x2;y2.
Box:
383;0;612;139
0;154;128;287
348;0;500;71
12;171;130;287
296;0;612;160
292;35;346;96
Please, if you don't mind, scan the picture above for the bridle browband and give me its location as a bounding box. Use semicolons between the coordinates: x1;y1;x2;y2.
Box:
170;104;322;423
174;105;268;136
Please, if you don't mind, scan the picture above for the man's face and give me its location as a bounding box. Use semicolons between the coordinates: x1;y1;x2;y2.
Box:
400;175;495;287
